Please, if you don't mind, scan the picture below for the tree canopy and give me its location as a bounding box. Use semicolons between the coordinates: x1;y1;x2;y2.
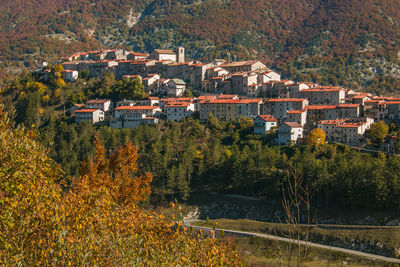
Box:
306;128;326;146
0;106;240;265
368;121;389;144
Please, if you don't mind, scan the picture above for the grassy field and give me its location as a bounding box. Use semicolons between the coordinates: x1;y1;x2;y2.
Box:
234;236;393;266
193;219;400;260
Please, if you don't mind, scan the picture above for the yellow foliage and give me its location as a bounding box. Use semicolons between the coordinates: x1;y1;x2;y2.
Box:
0;106;241;266
56;78;66;88
306;128;326;146
41;94;50;104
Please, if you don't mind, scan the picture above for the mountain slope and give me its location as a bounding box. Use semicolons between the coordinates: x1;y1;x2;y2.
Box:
1;0;400;91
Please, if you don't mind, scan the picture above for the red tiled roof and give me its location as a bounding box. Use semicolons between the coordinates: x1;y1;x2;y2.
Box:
239;99;262;104
129;52;149;57
287;110;305;114
219;60;259;68
301;88;343;92
283;122;302;128
114;106;159;110
306;105;337;110
258;115;278;122
196;95;217;101
267;98;305;102
206;99;241;104
217;94;238;99
75;109;98;113
337;104;360;108
166;102;191;108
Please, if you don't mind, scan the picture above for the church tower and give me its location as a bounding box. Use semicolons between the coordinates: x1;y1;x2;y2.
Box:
177;47;185;63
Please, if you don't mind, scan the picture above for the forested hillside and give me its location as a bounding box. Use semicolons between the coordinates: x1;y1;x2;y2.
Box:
1;0;400;91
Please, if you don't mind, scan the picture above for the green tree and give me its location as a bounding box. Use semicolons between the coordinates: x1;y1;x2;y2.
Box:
368;121;389;144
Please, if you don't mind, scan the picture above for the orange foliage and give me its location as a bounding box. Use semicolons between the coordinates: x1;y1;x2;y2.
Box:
0;106;240;265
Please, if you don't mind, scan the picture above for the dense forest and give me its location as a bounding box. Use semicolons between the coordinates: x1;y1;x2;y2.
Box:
33;110;400;213
1;0;400;93
2;68;400;213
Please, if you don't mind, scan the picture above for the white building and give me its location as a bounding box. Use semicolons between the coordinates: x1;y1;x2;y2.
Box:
140;97;160;106
75;109;104;123
110;114;159;129
219;60;266;73
166;102;195;122
150;49;177;62
167;79;186;97
127;52;149;61
62;70;79;82
114;106;162;118
85;99;112;112
143;74;161;92
318;118;374;145
277;122;304;145
253;115;278;134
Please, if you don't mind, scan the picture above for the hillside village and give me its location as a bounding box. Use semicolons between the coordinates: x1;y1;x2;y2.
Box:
52;47;400;148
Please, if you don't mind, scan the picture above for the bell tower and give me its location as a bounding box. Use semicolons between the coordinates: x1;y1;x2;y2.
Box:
177;47;185;63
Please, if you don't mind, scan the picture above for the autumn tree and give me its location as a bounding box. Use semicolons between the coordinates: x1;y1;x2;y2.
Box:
0;105;240;265
368;121;389;144
306;128;326;146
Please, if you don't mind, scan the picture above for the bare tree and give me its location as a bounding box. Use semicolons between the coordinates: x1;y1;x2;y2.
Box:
281;162;312;266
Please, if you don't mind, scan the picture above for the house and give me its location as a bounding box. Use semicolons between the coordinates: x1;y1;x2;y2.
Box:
189;63;212;89
286;109;307;126
159;97;193;110
114;106;162;118
167;79;186;97
253;115;278;134
261;98;309;120
385;102;400;121
105;49;126;60
143;74;161;93
127;52;149;61
364;100;386;120
122;75;142;82
217;94;239;100
258;70;281;83
318;118;374;145
153;79;170;95
277;122;304;145
305;105;337;126
150;49;177;62
75;109;104;124
140;97;160;106
219;60;266;73
85;99;112;112
238;99;263;118
110;114;159;129
199;99;240;121
299;86;345;105
166;102;195;122
69;104;85;115
230;71;259;95
193;95;217;111
261;80;294;98
62;70;79;82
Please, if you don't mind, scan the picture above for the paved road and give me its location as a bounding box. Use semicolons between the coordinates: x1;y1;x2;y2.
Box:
185;222;400;264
